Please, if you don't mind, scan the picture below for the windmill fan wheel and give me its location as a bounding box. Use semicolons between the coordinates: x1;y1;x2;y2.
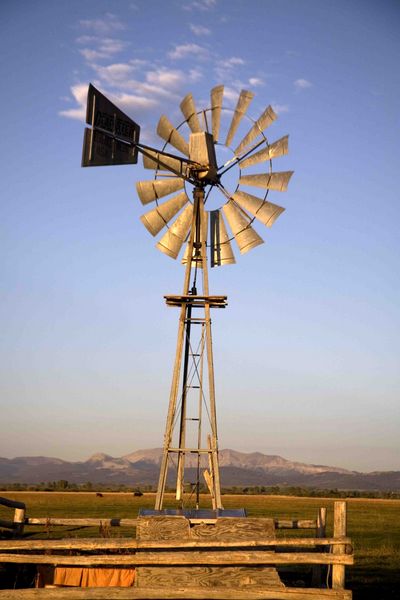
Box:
136;85;293;267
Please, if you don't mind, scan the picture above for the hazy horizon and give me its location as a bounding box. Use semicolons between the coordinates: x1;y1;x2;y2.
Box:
1;1;399;475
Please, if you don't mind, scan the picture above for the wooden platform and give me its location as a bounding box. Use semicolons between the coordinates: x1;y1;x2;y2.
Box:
135;516;284;591
164;295;227;308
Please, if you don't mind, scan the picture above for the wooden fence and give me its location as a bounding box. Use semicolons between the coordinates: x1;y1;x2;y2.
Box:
0;500;353;599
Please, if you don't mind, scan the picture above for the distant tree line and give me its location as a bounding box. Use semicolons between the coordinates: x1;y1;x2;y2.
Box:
0;481;398;499
220;485;400;499
0;481;150;494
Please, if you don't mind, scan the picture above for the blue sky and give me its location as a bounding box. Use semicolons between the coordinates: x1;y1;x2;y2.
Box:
1;0;399;471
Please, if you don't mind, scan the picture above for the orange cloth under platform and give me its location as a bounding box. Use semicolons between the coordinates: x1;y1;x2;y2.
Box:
37;566;135;587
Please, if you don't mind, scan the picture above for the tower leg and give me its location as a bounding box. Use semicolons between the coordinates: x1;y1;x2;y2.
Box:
201;222;223;510
155;187;223;510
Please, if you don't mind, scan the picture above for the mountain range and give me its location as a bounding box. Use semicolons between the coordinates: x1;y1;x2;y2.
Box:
0;448;399;491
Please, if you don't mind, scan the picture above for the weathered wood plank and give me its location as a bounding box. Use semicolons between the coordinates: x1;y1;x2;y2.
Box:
0;551;354;566
0;585;353;599
0;497;25;510
0;519;16;530
191;518;275;540
332;501;347;590
21;518;316;529
137;566;284;589
24;518;138;527
13;507;25;537
274;520;315;529
311;507;327;587
0;536;352;551
137;517;190;540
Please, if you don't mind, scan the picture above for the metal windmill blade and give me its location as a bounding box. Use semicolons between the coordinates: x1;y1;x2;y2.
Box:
210;210;236;266
239;135;289;168
232;190;285;227
234;105;277;156
210;85;224;143
225;89;254;147
157;115;190;156
222;200;264;254
156;203;193;259
136;177;185;205
140;191;189;236
180;93;202;133
239;171;294;192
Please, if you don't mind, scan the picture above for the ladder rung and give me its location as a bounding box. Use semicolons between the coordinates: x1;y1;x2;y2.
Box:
185;318;206;323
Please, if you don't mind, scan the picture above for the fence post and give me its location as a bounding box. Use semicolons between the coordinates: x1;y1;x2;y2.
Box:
332;500;347;589
311;506;327;586
13;506;26;538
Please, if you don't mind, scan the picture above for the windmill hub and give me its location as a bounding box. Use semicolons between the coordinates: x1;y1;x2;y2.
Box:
188;131;219;185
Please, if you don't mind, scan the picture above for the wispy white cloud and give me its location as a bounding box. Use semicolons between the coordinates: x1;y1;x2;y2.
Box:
183;0;216;11
92;63;137;86
86;62;201;102
272;103;289;114
146;68;187;90
248;77;264;87
58;84;88;121
77;37;129;62
79;13;125;34
189;68;203;82
168;43;209;60
76;35;96;44
129;58;148;67
219;57;245;68
214;56;246;81
189;24;211;36
294;78;312;90
110;92;158;112
59;82;158;122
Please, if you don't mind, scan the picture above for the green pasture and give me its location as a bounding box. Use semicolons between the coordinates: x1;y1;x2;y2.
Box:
1;492;399;598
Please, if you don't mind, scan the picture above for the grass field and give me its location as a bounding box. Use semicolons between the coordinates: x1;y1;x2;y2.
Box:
1;492;399;598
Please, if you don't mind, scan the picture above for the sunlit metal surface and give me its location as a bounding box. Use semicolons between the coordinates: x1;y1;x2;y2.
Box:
156;204;193;258
239;171;294;192
239;135;289;168
210;210;236;266
140;192;189;236
180;93;202;133
234;105;277;156
181;209;208;267
157;115;189;156
222;201;264;254
189;132;218;182
232;190;285;227
210;85;224;143
225;89;254;147
136;178;185;205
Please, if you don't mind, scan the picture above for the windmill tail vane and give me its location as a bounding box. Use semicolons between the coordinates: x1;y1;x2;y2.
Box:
81;82;293;510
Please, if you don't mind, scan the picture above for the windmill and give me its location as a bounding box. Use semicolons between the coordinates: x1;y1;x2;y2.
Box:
82;84;293;512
